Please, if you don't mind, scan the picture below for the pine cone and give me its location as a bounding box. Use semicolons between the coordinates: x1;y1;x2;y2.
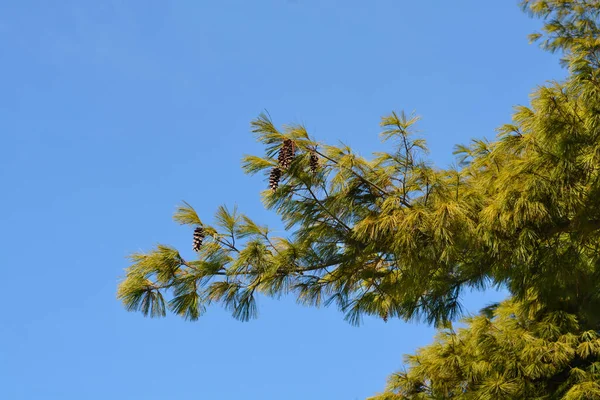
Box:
278;139;296;170
309;150;319;173
193;227;206;252
269;167;281;191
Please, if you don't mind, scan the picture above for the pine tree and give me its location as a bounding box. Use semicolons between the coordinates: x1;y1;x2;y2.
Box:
117;2;600;398
369;298;600;400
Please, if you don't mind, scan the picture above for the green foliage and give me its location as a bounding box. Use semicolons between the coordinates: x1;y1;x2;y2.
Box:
369;298;600;400
173;201;202;226
522;1;600;54
118;69;600;327
117;2;600;398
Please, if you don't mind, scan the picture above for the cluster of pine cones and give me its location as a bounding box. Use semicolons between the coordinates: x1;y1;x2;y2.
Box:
269;139;320;191
192;226;206;252
193;140;321;251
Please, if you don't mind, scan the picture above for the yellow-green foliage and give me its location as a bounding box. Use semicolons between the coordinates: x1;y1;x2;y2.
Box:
118;56;600;326
117;1;600;397
369;299;600;400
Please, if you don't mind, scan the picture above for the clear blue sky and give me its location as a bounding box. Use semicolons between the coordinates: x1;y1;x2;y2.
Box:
1;1;564;399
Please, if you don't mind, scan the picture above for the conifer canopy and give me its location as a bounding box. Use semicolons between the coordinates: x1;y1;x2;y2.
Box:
118;1;600;398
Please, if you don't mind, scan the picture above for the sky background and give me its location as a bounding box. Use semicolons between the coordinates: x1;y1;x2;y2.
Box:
1;1;565;399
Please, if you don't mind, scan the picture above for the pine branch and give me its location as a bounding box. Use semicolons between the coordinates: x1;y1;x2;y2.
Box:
312;147;414;208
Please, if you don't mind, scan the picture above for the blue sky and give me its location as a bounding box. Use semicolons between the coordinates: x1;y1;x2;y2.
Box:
1;1;564;399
